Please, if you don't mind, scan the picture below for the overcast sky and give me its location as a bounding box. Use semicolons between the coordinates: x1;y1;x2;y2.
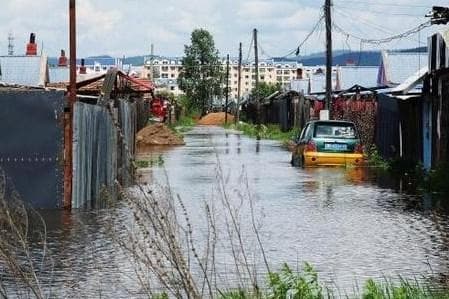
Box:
0;0;448;59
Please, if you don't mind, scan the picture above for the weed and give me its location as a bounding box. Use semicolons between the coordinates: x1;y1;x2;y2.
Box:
135;155;165;168
366;145;390;169
225;122;299;145
267;263;324;299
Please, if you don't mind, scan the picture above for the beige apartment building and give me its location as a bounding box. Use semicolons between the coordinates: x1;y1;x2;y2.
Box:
143;57;326;100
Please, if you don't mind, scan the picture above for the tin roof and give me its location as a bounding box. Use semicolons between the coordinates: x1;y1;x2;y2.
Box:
378;51;428;86
338;66;379;90
0;55;49;87
49;67;69;83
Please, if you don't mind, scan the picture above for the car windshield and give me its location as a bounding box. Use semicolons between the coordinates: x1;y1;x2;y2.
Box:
314;123;357;139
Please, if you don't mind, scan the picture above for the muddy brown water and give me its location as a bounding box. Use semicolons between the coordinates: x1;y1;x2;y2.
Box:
4;126;449;298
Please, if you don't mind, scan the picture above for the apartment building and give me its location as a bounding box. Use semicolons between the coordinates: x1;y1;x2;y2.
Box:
143;57;332;100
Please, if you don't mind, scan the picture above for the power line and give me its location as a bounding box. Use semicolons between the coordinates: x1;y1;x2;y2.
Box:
333;7;428;45
277;14;325;59
333;20;432;45
333;0;431;9
335;4;425;17
244;34;254;63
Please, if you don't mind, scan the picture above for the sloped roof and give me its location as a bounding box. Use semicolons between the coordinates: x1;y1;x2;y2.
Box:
0;55;49;87
378;51;428;86
338;66;378;90
49;67;69;83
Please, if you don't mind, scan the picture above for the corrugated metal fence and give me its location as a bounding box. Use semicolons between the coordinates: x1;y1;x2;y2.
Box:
72;98;140;208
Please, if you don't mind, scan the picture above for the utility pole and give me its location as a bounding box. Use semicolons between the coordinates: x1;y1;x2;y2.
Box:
253;28;260;126
149;43;154;80
236;42;242;124
64;0;76;210
225;54;230;124
7;33;14;56
325;0;332;117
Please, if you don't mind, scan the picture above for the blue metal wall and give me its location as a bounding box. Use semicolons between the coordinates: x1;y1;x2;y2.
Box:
0;89;65;208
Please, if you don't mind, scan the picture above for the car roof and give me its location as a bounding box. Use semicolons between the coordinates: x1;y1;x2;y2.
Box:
307;120;355;125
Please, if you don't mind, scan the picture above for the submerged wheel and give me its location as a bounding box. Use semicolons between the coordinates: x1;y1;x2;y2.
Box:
291;153;302;167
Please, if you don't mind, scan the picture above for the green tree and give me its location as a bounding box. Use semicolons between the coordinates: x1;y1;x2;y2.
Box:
250;82;282;101
178;29;223;115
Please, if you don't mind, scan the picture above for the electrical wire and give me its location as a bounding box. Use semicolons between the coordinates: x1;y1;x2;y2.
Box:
244;35;254;63
333;20;432;45
333;7;426;45
333;0;430;9
335;5;425;17
276;14;325;59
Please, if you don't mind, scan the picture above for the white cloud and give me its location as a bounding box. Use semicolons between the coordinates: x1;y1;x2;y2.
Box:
0;0;447;58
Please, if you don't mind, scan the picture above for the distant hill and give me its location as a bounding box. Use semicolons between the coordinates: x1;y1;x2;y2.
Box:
48;55;116;67
298;51;381;66
47;47;427;67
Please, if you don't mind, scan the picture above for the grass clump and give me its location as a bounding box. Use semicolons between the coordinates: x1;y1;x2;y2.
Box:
225;122;299;145
366;145;390;169
135;155;164;168
170;115;197;133
361;278;448;299
267;263;324;299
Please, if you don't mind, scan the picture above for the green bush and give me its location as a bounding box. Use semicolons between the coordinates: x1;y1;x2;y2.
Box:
267;263;324;299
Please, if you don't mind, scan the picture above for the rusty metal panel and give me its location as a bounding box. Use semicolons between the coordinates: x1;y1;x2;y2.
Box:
0;89;65;208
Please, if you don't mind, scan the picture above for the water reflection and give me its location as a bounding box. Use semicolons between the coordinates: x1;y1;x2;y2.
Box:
9;126;448;297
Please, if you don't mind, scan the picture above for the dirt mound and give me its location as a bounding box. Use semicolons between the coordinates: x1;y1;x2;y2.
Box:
197;112;235;125
136;123;185;146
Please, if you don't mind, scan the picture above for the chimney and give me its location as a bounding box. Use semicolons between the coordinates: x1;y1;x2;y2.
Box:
79;58;87;74
26;33;37;56
58;49;68;67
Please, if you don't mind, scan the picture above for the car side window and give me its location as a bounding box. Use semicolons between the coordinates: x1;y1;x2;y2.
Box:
298;124;309;142
304;124;313;140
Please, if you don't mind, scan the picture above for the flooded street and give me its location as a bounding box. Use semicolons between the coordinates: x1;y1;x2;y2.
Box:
18;126;449;297
140;126;449;288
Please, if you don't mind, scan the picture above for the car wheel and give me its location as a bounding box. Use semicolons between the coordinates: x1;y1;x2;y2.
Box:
291;154;300;167
299;155;305;168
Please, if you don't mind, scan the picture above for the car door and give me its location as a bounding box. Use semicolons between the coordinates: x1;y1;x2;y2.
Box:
296;123;312;157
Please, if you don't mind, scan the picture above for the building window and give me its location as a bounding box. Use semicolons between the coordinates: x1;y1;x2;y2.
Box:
277;76;282;81
283;70;289;74
260;68;265;73
171;74;175;78
162;66;168;71
276;70;282;75
170;66;176;71
260;75;265;80
161;73;168;78
245;75;249;79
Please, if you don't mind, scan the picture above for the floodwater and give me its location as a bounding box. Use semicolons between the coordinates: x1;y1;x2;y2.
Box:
4;126;449;298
